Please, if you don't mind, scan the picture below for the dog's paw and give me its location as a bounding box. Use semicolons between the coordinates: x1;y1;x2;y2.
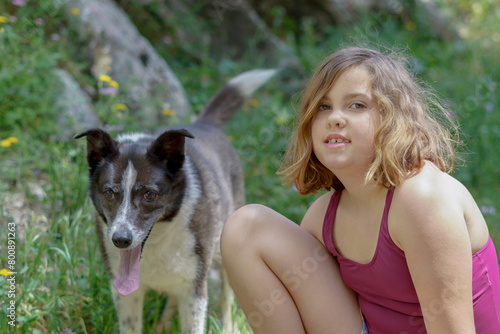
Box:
155;296;178;333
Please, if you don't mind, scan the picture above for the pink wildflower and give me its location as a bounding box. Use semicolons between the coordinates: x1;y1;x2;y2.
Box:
162;36;172;44
12;0;26;6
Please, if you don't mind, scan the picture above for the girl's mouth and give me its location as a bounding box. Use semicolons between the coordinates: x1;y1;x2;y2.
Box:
327;138;351;144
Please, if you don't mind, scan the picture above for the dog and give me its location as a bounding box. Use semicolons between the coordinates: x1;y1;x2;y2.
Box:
75;69;276;333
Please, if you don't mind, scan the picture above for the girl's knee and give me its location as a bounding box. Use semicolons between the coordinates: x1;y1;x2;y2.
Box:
221;204;269;256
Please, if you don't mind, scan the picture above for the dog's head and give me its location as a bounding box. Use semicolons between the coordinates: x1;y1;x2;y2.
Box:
75;128;194;296
75;128;194;248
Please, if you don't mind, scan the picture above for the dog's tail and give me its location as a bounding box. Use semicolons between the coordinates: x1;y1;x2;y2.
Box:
196;69;277;130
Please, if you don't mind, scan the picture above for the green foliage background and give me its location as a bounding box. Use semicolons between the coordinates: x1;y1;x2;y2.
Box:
0;0;499;332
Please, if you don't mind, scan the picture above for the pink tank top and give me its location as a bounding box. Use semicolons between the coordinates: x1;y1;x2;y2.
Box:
322;188;500;333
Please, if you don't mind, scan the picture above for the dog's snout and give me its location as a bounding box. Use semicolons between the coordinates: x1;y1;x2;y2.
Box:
112;230;133;248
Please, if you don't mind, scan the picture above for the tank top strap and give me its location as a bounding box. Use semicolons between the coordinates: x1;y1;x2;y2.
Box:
382;188;395;229
322;190;342;256
379;188;402;255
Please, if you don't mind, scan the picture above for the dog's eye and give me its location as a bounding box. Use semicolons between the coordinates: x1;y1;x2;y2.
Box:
143;190;157;202
104;189;115;200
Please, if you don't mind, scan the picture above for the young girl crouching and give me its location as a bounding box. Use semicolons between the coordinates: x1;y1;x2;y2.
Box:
220;46;500;334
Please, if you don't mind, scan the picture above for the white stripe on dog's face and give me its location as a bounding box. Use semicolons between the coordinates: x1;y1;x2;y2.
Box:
109;161;137;243
120;161;137;215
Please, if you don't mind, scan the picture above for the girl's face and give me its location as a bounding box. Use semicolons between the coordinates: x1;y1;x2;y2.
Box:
311;65;382;176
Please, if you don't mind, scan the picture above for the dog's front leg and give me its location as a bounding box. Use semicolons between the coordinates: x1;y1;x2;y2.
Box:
112;285;146;334
177;287;208;334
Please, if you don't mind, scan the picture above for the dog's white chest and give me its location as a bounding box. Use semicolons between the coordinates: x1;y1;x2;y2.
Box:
139;219;199;293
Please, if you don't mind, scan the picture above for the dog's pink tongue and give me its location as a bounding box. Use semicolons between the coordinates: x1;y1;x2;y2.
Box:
114;245;141;296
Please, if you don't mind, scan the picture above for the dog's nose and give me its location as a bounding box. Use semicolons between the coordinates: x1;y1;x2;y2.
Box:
112;230;133;248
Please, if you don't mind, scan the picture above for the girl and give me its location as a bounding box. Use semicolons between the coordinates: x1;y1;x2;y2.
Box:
220;46;500;333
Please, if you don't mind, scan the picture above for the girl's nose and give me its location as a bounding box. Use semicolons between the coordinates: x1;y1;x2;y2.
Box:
327;109;346;128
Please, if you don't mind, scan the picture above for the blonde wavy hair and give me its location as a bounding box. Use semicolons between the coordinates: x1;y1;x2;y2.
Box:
279;46;459;195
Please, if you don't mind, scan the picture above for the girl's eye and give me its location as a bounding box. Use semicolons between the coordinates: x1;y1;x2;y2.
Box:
143;190;157;202
318;103;331;111
104;189;115;200
350;102;366;109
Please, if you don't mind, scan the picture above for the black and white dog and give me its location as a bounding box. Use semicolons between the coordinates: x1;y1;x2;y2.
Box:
75;69;276;333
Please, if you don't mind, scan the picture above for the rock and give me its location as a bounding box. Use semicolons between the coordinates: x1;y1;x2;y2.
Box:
66;0;191;130
0;190;49;247
54;69;100;141
122;0;300;68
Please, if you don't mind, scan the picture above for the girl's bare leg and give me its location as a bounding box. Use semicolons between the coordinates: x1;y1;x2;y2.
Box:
221;204;363;334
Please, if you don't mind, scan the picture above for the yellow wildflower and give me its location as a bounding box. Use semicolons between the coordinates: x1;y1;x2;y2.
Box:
71;8;80;16
0;16;8;24
227;135;235;142
113;103;127;111
0;268;15;276
162;109;175;116
99;74;112;82
110;80;119;88
406;21;416;31
249;98;259;107
1;137;19;147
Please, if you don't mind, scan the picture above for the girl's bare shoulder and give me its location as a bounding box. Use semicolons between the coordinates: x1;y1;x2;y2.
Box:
390;161;490;253
300;191;335;245
389;161;472;246
396;161;470;210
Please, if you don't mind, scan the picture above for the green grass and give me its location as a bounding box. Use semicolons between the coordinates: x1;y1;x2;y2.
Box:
1;0;500;333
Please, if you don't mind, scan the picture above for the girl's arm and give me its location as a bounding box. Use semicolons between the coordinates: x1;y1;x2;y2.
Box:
299;191;334;244
392;174;476;334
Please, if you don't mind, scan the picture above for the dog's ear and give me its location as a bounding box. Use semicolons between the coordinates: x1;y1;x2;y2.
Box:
147;129;194;175
74;129;119;172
